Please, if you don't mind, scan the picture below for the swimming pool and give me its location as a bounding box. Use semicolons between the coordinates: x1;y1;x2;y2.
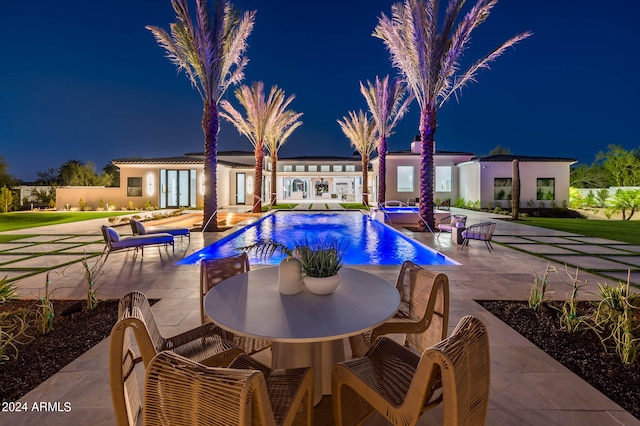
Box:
179;211;457;266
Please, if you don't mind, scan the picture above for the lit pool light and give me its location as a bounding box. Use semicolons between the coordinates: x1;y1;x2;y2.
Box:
178;211;458;266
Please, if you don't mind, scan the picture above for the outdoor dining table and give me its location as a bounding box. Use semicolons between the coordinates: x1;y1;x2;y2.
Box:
204;266;400;405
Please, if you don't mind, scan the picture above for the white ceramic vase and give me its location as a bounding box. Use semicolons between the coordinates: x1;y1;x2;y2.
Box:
278;258;303;295
304;273;341;295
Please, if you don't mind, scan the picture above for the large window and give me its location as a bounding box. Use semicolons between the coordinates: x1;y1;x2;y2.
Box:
435;166;452;192
308;165;318;172
295;165;305;172
127;177;142;197
320;165;330;172
494;178;512;200
283;165;293;172
397;166;414;192
346;165;355;172
537;178;555;200
333;165;343;172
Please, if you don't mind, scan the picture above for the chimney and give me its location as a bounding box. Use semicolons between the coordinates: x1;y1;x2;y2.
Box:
410;134;436;154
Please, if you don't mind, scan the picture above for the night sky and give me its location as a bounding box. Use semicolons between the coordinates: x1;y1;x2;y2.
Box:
2;0;639;182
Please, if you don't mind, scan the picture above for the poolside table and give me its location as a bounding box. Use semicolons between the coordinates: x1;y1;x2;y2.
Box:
204;266;400;405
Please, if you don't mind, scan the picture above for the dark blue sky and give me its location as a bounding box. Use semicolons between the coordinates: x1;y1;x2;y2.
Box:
2;0;639;182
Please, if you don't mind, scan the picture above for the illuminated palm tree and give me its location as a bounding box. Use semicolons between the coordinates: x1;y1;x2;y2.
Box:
338;110;377;205
147;0;255;231
264;100;303;207
360;75;412;206
221;82;301;212
374;0;531;229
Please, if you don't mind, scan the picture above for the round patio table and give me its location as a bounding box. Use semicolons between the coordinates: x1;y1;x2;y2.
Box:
204;266;400;405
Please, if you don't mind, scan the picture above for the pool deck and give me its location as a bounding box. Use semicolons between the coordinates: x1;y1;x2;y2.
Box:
1;207;639;425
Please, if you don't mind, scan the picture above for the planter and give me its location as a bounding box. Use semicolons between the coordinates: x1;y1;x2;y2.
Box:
278;258;303;295
304;273;341;295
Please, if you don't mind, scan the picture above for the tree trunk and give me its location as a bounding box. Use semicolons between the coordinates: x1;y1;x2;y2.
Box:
418;106;436;230
362;155;369;206
202;99;219;232
512;159;520;220
253;143;263;213
377;136;387;206
270;153;278;206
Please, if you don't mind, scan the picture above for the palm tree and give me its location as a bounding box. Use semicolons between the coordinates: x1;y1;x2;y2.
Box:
147;0;255;231
337;110;377;205
374;0;531;229
221;82;301;212
264;100;303;207
360;75;412;206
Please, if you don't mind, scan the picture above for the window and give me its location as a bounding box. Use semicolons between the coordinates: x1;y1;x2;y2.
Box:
346;165;355;172
308;165;318;172
397;166;414;192
435;166;452;192
283;165;293;172
537;178;555;200
320;165;330;172
295;165;305;172
494;178;512;200
333;165;343;172
127;177;142;197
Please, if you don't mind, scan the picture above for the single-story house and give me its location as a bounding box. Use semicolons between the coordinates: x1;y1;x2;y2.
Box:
55;137;576;211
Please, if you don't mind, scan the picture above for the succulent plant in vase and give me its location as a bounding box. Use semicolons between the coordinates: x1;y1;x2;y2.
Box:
239;237;348;295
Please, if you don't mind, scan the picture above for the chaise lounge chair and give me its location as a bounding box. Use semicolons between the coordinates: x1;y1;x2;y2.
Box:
130;219;190;241
101;225;174;260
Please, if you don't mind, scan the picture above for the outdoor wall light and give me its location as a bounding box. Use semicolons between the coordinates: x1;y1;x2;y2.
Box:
247;176;254;195
147;174;154;195
199;173;205;196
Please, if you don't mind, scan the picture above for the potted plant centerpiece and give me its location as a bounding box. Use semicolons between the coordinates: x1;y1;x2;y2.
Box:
239;237;348;295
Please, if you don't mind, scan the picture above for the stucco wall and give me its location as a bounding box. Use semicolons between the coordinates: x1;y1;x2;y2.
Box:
478;161;572;208
55;187;123;210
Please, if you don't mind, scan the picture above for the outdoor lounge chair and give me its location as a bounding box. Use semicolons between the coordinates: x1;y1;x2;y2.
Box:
130;219;190;241
460;221;497;253
349;260;449;357
200;253;271;355
101;225;174;259
437;199;451;211
144;351;314;426
436;214;467;239
333;315;490;426
110;291;243;426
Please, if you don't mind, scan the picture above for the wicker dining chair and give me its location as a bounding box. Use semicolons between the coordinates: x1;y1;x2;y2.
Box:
200;253;271;355
333;315;490;426
110;291;243;426
349;261;449;357
144;351;314;426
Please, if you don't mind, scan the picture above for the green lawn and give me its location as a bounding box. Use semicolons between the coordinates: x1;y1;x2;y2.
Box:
339;203;370;210
0;211;132;232
515;217;640;245
261;203;298;211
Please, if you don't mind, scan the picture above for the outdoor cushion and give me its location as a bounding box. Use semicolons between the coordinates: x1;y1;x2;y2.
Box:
110;233;173;250
106;227;120;242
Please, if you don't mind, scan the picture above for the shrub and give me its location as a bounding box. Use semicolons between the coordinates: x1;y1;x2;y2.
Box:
127;201;135;210
78;198;88;211
0;276;18;304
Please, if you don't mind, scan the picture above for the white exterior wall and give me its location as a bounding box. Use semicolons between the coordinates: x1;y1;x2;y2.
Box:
457;162;482;204
475;161;572;208
385;155;420;203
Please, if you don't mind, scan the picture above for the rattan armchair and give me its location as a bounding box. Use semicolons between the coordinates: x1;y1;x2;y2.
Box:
349;261;449;357
110;291;243;426
144;351;314;426
200;253;271;355
333;315;490;426
460;221;497;253
436;214;467;239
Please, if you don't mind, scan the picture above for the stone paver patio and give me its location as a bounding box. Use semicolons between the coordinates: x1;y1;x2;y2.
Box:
1;208;638;425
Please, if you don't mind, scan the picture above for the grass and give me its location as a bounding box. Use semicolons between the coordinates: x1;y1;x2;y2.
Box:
0;235;35;243
515;217;640;245
261;203;298;212
339;203;370;210
0;212;132;232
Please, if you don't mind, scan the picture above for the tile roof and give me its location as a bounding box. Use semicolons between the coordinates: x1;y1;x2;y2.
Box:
387;150;476;156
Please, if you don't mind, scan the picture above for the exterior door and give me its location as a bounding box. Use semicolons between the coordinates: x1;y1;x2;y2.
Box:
236;173;246;205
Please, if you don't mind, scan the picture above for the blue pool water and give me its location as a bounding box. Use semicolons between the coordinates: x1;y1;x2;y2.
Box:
179;211;457;266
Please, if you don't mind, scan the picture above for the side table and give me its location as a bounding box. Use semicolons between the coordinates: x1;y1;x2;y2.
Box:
452;225;465;245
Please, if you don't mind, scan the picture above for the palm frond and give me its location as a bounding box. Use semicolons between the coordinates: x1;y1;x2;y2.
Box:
440;30;531;105
337;110;377;158
360;75;412;141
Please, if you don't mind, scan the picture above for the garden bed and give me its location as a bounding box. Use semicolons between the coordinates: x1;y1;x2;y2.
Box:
0;299;120;402
478;300;640;419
